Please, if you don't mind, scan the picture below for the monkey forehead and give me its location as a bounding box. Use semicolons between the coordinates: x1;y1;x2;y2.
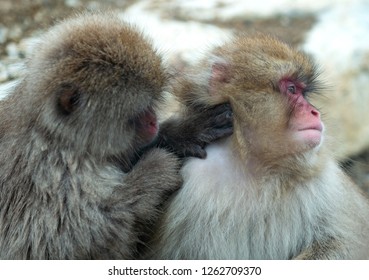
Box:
216;34;317;86
29;12;166;91
228;34;308;63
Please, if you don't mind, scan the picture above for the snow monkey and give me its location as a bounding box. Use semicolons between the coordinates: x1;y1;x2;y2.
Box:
147;34;369;260
0;12;232;259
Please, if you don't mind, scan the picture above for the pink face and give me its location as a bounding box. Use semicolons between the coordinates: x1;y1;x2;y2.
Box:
134;107;159;146
279;78;324;151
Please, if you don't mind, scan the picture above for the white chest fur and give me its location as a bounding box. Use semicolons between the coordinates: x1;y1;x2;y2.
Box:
153;140;345;259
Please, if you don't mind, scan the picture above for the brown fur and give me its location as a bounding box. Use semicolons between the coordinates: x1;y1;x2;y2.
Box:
0;12;184;259
147;34;369;260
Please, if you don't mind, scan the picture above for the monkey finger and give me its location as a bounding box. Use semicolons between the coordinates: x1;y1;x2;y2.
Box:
208;105;233;128
207;103;232;115
200;126;233;143
213;112;233;128
183;144;207;159
211;103;232;112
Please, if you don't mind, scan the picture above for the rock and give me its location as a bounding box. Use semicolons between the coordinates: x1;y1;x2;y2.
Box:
0;62;9;83
65;0;82;8
7;25;22;41
0;26;8;44
6;42;20;59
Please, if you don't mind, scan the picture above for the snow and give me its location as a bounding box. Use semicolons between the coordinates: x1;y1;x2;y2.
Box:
121;0;232;64
303;1;369;73
0;80;17;100
168;0;364;19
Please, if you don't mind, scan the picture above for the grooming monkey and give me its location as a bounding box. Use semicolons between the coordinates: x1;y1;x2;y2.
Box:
0;13;232;259
148;34;369;260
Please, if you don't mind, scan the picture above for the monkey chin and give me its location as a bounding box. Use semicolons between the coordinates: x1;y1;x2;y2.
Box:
290;119;324;151
294;129;324;151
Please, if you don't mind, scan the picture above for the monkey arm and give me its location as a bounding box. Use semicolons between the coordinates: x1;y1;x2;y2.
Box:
156;103;233;159
106;148;182;255
117;148;182;216
294;237;350;260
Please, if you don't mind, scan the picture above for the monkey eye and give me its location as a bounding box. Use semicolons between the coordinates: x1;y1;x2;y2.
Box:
287;84;296;94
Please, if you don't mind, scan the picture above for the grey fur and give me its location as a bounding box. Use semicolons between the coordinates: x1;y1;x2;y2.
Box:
0;13;182;259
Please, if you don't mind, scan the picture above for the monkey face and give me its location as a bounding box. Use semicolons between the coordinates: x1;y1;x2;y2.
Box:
203;34;325;161
279;78;324;151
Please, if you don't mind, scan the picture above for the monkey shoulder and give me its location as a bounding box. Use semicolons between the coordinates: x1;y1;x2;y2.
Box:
180;138;249;194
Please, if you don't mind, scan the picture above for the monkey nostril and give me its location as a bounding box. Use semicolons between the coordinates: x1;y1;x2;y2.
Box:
311;109;319;117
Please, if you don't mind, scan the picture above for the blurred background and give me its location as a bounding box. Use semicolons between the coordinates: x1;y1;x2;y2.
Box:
0;0;368;192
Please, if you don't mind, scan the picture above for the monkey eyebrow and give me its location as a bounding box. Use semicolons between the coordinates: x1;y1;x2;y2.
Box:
303;77;325;96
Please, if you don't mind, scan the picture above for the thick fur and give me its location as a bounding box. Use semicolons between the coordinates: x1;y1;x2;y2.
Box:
147;35;369;260
0;13;183;259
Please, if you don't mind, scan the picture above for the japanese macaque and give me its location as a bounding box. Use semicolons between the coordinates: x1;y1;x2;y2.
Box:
0;13;232;259
147;34;369;260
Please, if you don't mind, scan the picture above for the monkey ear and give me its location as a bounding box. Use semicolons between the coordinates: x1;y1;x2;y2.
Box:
209;60;231;96
57;84;81;115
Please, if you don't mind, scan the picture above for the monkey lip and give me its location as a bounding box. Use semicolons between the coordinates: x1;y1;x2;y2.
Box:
297;123;323;132
139;108;159;136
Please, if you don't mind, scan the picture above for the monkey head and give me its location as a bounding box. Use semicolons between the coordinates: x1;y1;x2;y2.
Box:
177;34;326;172
22;13;166;160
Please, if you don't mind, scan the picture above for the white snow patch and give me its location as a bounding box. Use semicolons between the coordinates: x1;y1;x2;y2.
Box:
120;0;233;64
170;0;363;20
303;1;369;74
0;80;18;100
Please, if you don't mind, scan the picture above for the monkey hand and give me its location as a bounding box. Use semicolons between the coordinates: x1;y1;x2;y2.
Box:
191;103;233;158
158;103;233;159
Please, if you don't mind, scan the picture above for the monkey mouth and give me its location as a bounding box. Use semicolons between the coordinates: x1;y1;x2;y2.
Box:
143;109;159;134
297;121;323;133
135;107;159;137
295;123;324;148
